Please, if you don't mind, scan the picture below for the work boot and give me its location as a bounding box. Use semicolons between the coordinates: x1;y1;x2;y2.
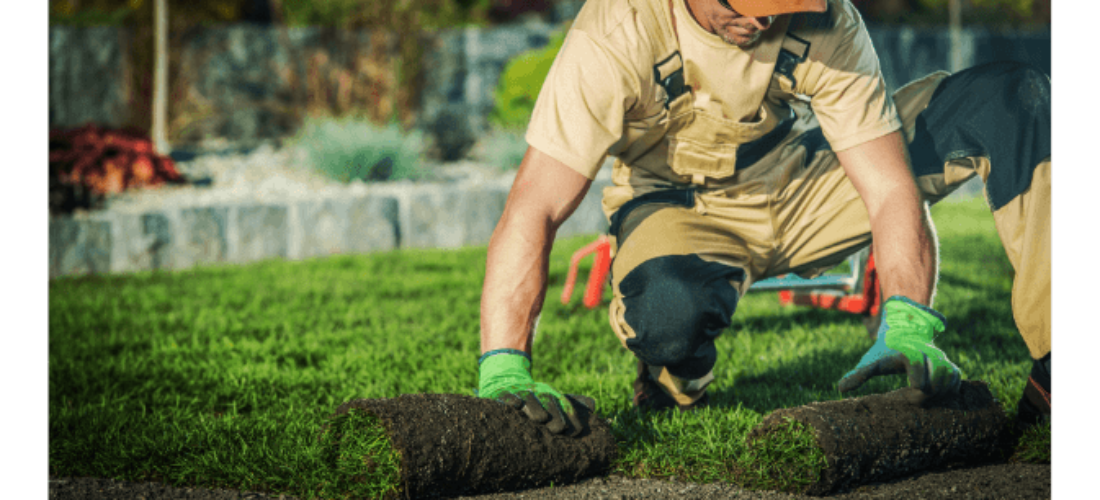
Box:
632;360;710;412
1015;353;1050;431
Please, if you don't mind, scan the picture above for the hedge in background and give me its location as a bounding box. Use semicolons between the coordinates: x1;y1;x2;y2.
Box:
491;25;568;131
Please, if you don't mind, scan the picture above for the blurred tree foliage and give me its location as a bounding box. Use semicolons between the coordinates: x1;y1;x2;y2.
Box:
49;0;496;131
50;0;286;133
49;0;137;26
923;0;1049;27
276;0;493;127
279;0;491;30
49;0;276;26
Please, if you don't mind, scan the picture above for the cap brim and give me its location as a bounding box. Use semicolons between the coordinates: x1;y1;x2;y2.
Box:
728;0;828;18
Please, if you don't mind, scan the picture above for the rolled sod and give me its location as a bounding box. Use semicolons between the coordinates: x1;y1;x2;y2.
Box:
745;380;1011;496
325;393;618;499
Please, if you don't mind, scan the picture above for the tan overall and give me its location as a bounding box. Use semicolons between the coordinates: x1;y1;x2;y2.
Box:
601;0;1052;406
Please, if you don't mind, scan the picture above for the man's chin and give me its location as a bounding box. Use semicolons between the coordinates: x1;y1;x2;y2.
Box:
721;31;762;48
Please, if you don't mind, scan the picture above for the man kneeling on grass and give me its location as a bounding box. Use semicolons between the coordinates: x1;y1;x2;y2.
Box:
476;0;1050;436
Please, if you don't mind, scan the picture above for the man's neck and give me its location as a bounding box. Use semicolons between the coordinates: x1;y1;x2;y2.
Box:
682;0;714;34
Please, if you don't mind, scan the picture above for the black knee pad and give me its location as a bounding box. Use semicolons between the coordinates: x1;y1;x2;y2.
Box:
909;61;1051;210
619;254;743;380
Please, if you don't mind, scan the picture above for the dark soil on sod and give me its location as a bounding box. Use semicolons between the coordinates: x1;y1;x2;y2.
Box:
747;381;1011;495
329;394;618;497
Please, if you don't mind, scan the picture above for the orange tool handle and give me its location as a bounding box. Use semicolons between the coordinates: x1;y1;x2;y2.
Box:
561;235;611;309
862;250;881;317
583;239;611;308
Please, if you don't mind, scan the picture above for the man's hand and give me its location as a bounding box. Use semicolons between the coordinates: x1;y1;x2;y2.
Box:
478;350;596;436
838;296;962;403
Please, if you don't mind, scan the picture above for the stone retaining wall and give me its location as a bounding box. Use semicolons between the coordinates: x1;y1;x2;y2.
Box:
48;172;614;278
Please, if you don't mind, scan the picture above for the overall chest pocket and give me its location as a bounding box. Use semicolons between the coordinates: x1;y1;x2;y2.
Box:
665;95;780;182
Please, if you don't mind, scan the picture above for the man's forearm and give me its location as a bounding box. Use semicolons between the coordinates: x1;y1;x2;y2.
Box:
837;130;937;306
480;211;556;354
869;191;938;306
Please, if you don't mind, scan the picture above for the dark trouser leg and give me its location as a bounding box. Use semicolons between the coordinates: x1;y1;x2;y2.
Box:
908;62;1052;363
906;62;1052;423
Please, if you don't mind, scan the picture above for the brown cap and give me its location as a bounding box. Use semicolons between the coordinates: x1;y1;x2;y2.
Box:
724;0;828;17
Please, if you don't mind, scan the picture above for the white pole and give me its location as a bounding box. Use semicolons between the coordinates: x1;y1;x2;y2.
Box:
949;0;963;73
153;0;169;154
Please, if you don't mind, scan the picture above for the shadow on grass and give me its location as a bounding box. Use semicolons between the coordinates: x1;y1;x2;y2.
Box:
733;306;867;338
708;295;1026;415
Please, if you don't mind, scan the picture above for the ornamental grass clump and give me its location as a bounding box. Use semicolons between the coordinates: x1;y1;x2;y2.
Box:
294;117;426;183
473;127;529;171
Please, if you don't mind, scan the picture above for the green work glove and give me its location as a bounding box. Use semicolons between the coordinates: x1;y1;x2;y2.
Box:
477;349;595;437
837;296;963;402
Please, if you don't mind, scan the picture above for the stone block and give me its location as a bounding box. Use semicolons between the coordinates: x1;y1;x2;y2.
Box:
176;207;229;269
387;180;539;250
235;205;288;263
347;195;400;253
297;199;351;258
461;184;509;246
101;211;172;273
393;183;506;249
49;27;128;129
295;195;399;258
556;176;612;239
49;217;112;278
551;0;585;23
143;212;174;270
404;185;468;249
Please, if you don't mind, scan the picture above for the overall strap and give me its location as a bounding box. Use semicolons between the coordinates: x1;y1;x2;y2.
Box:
630;0;688;111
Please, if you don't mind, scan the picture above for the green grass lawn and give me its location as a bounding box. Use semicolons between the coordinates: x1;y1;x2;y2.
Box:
48;196;1048;498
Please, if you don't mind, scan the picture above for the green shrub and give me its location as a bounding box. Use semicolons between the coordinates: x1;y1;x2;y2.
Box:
280;0;491;29
49;3;136;26
490;25;569;131
292;117;426;183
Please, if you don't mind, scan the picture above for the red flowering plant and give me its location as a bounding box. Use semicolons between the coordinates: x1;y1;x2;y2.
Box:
49;124;186;214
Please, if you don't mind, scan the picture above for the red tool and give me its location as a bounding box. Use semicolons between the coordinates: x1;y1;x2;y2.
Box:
561;235;612;309
777;250;881;318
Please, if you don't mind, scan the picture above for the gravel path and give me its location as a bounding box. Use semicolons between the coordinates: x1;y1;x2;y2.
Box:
49;462;1050;499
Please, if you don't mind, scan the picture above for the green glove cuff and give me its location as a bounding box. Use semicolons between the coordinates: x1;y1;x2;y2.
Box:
478;352;534;399
880;294;950;367
884;296;945;336
478;348;531;366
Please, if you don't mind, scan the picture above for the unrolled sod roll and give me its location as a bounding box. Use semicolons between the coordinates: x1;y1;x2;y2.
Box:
327;393;618;499
746;380;1012;496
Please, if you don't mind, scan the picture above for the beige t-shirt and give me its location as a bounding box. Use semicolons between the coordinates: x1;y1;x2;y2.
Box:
525;0;901;181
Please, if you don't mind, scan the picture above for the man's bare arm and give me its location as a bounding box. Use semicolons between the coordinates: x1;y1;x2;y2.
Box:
835;130;937;306
835;130;962;399
480;146;593;354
